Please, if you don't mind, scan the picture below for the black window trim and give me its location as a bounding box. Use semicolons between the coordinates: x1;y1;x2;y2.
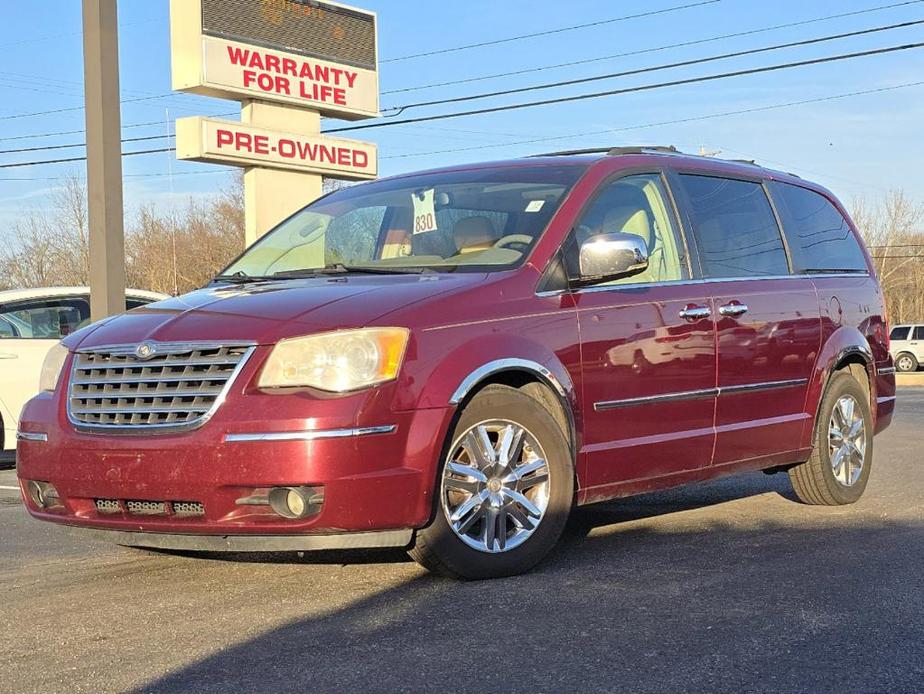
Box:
664;168;794;281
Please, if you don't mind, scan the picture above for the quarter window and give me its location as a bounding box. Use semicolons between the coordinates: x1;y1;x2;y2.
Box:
890;326;911;341
567;173;685;285
769;182;868;273
678;174;789;278
914;326;924;340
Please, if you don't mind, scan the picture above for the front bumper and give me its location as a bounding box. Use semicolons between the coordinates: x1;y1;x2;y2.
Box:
71;527;413;551
16;387;453;540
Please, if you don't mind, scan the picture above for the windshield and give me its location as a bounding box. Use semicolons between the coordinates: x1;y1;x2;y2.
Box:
220;164;585;278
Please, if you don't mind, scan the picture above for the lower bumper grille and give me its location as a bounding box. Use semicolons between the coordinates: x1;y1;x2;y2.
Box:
95;499;205;517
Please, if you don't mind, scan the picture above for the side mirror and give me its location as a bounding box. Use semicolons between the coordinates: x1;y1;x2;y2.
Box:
576;232;649;285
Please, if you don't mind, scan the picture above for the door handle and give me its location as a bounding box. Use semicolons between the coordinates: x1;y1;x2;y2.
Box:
718;302;749;317
679;305;711;321
0;353;17;360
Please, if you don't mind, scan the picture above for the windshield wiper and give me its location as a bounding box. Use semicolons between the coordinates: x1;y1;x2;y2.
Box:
271;263;431;278
213;270;272;284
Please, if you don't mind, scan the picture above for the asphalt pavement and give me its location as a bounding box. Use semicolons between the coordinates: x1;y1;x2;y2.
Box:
1;390;922;693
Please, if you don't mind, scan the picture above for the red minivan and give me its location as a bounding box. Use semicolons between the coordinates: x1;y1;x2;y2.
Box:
17;147;896;579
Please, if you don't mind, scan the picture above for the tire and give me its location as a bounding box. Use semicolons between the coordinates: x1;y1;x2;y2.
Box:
409;384;574;579
788;371;873;505
894;352;918;373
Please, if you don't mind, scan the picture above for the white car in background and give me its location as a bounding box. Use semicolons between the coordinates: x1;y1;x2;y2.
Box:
0;287;167;462
890;324;924;372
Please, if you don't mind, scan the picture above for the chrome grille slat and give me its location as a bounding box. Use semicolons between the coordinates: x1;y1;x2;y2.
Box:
67;342;254;433
73;374;233;385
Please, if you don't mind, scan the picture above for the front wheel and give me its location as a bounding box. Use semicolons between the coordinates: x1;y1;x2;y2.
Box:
409;384;574;579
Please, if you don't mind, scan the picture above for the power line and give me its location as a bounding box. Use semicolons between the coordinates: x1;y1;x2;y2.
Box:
0;112;238;144
0;133;173;156
382;19;924;114
325;41;924;134
5;57;923;171
0;148;176;170
378;80;924;160
380;0;722;64
382;0;924;95
0;93;177;122
10;21;918;158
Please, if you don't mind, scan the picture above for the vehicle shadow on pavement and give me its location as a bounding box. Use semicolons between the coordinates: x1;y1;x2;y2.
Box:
158;471;799;568
131;472;924;694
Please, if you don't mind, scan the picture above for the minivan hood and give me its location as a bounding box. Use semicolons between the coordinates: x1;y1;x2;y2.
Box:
67;273;485;349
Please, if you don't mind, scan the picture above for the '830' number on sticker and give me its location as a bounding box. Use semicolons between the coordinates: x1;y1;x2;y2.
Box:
414;213;435;233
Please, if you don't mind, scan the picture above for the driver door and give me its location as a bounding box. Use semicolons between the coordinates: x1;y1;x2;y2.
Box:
567;173;718;492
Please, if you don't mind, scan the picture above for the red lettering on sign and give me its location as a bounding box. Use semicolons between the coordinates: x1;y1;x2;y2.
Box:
278;139;296;158
216;129;234;148
253;135;270;155
264;54;281;73
281;58;298;77
353;150;368;168
235;132;252;152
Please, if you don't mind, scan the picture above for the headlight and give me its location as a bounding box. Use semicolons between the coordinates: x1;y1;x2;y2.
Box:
257;328;410;392
39;342;69;392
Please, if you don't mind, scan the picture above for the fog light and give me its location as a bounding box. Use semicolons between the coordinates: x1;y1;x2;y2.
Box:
27;480;61;509
268;486;323;519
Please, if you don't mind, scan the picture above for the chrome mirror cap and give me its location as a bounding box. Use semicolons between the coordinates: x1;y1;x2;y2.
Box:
577;232;649;283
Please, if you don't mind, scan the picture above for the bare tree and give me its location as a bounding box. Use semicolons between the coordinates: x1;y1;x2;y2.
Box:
851;191;924;324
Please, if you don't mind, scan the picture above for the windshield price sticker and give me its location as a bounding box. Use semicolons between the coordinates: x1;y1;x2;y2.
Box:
412;189;438;234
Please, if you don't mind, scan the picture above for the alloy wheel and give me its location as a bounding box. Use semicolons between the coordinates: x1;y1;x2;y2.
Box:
441;419;551;553
897;355;915;372
828;395;866;487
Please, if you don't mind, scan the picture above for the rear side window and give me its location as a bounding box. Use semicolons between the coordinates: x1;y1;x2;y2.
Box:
915;326;924;340
769;182;868;273
0;298;90;339
677;175;789;278
891;326;911;341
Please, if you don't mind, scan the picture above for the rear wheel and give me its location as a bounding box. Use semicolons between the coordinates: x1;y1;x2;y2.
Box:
895;352;918;373
788;371;873;505
409;384;574;579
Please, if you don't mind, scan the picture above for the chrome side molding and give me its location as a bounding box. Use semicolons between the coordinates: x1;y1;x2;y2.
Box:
224;425;396;443
595;378;809;411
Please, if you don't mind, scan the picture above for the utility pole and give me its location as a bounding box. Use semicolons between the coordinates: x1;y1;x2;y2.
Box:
82;0;126;321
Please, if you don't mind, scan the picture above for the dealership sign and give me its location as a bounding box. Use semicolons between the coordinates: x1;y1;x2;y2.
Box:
176;116;377;179
171;0;379;120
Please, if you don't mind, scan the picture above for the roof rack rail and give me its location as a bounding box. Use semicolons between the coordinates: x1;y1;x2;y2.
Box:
528;145;680;158
729;158;758;165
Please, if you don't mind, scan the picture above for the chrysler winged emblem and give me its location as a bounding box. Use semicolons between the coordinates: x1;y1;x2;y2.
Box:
134;342;156;360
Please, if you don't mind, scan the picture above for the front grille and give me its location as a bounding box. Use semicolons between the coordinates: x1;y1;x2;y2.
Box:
94;499;206;517
126;500;166;515
68;343;253;432
95;499;121;514
172;501;205;517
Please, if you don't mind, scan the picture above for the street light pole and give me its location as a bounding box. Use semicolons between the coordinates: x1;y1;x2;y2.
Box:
82;0;126;321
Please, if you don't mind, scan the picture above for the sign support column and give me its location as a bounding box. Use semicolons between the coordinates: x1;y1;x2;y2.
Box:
241;101;323;245
82;0;126;321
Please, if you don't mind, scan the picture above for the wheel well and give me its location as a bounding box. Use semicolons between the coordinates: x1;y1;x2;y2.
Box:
832;355;871;405
460;370;575;460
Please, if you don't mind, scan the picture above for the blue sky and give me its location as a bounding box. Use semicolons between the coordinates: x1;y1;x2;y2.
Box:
1;0;923;231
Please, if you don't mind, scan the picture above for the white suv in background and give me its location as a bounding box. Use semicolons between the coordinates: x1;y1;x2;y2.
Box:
0;287;167;461
890;324;924;372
